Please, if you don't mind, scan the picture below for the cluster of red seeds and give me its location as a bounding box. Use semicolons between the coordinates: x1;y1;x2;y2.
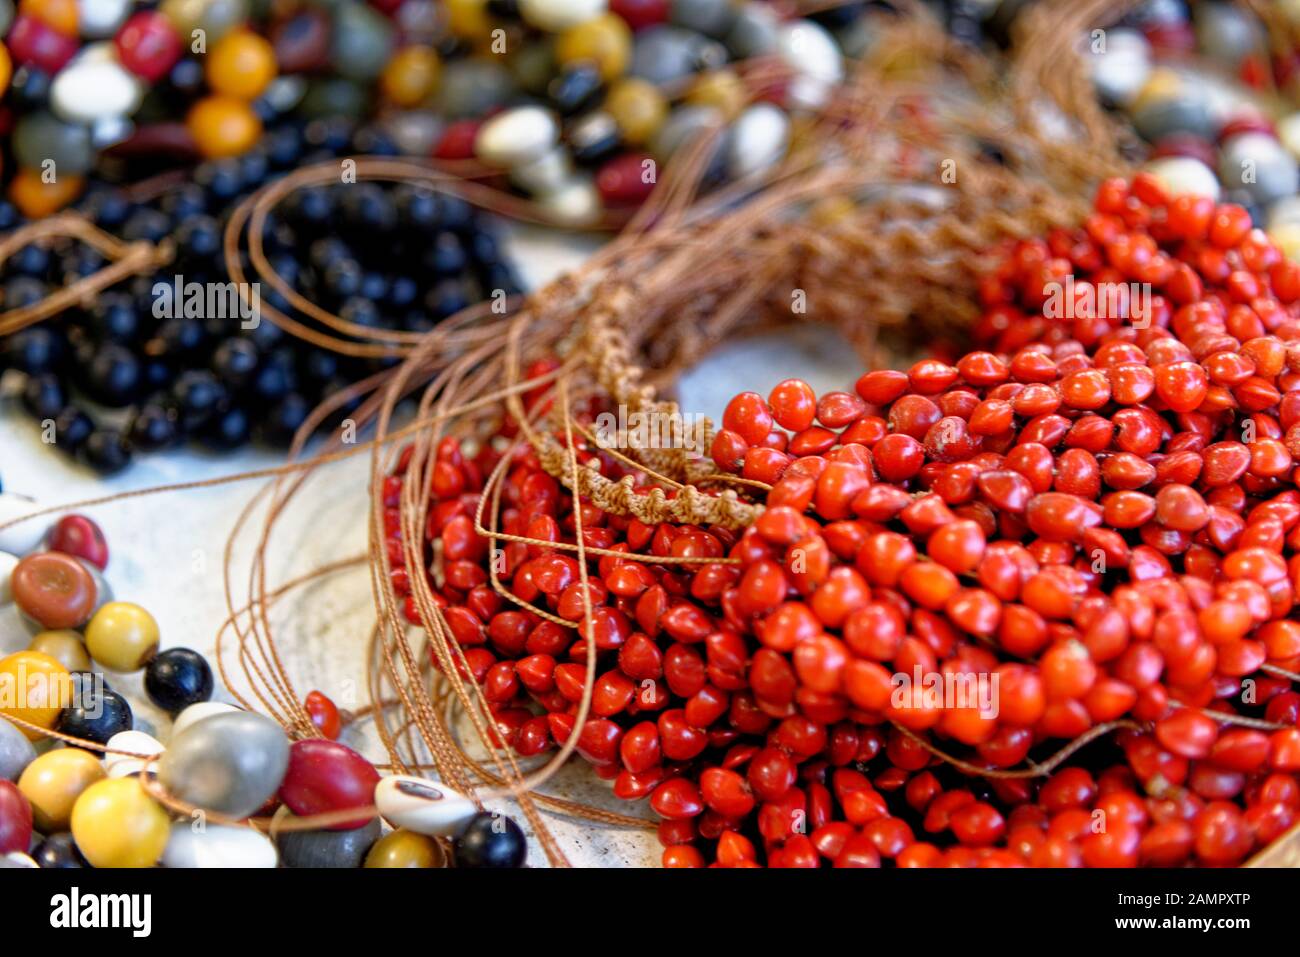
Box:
384;174;1300;867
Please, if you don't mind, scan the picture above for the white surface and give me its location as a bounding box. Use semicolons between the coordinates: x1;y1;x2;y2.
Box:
0;225;866;867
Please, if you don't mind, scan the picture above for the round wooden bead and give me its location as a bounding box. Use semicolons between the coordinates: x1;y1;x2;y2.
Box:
0;718;37;782
103;729;164;778
0;650;72;740
158;711;289;817
276;812;380;868
28;630;91;673
170;700;239;737
364;828;445;868
186;95;262;159
278;739;379;830
205;28;276;100
162;821;277;868
374;774;477;836
10;553;96;630
18;747;105;832
84;601;158;671
0;780;31;854
70;777;169;868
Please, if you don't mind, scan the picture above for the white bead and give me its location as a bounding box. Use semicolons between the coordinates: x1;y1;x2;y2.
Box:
51;50;144;125
77;0;132;39
374;774;477;836
538;176;601;227
776;20;842;110
728;103;789;179
511;147;574;196
1140;156;1221;201
519;0;607;33
475;106;560;167
104;729;165;778
162;822;278;868
171;701;240;738
1087;28;1150;107
0;494;46;556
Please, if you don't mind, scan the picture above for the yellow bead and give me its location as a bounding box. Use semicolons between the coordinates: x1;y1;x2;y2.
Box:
364;828;446;868
206;29;277;101
555;13;631;82
8;168;83;218
446;0;492;40
686;70;747;119
0;650;72;740
19;0;78;36
71;777;170;868
1132;68;1184;113
605;78;667;146
29;630;92;673
381;45;441;107
186;95;262;159
18;747;105;832
0;42;12;92
1268;222;1300;261
84;602;160;672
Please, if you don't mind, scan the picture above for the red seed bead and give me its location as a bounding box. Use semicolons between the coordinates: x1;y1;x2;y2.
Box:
278;740;380;830
722;392;773;445
768;379;817;432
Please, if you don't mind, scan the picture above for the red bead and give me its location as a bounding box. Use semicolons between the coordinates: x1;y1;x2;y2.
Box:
114;12;183;82
595;153;656;207
278;740;381;830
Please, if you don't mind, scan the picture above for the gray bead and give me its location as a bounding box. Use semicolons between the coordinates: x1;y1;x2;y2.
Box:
1130;91;1214;142
277;816;381;868
0;0;13;35
727;103;789;179
0;717;37;783
651;104;725;163
671;0;734;38
725;3;779;58
436;60;516;120
329;2;395;82
1219;132;1300;208
511;39;557;97
157;711;289;818
1088;28;1150;107
1196;2;1262;65
631;26;726;86
13;113;95;177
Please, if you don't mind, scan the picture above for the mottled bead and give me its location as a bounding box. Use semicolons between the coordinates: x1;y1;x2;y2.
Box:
374;774;477;836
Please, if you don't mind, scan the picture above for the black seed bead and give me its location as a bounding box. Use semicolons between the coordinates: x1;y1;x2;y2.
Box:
169;57;205;93
339;297;380;329
144;648;215;714
172;369;227;430
78;429;132;474
4;276;49;310
265;125;304;168
453;812;526;868
87;344;143;406
129;401;181;451
340;183;398;233
3;327;65;373
323;258;363;299
260;393;311;445
57;686;133;745
549;63;604;115
194;160;244;201
54;404;95;450
122;208;171;243
387;275;419;309
212;337;260;387
10;243;50;276
0;200;22;231
154;316;208;357
425;232;467;275
22;373;65;420
253;351;297;401
398;186;440;232
162;184;209;221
